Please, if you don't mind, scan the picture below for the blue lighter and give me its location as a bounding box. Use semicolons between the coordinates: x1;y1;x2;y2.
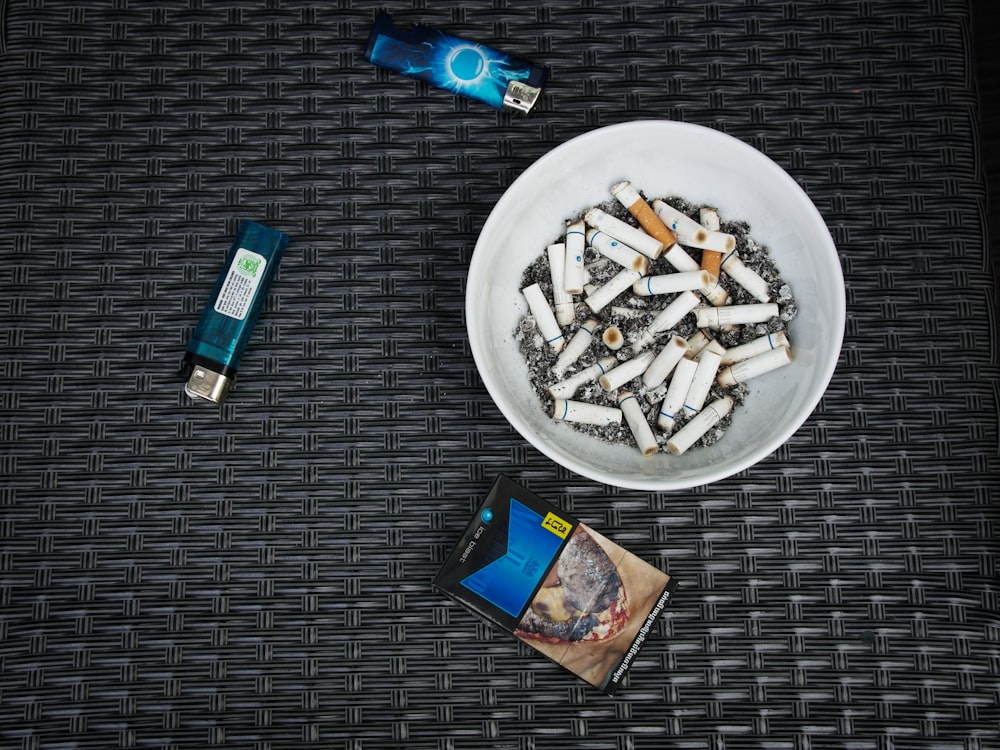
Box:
364;12;548;114
181;220;290;404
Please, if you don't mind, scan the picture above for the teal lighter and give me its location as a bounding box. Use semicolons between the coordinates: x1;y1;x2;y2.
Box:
181;220;290;404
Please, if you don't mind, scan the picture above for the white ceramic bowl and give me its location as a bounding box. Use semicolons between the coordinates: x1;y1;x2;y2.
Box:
466;120;845;491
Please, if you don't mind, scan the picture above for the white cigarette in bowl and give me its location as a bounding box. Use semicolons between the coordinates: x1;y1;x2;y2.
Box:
651;199;736;254
585;267;644;313
552;398;623;427
695;303;779;329
548;356;618;399
717;346;792;387
632;290;701;352
667;396;735;455
599;350;655;391
656;357;698;432
617;391;659;456
584;207;665;259
563;221;587;295
552;318;600;377
586;228;649;273
522;283;565;353
610;180;677;249
632;270;711;296
602;325;625;350
662;244;729;307
719;250;772;303
683;349;723;414
641;335;688;389
547;242;576;327
721;331;790;366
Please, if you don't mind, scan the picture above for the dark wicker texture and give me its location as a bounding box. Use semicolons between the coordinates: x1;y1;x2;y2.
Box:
1;1;998;748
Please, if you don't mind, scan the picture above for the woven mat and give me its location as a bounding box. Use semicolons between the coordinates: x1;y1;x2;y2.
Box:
2;1;999;748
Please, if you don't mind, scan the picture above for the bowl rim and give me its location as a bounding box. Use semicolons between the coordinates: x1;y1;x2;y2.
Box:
466;119;846;490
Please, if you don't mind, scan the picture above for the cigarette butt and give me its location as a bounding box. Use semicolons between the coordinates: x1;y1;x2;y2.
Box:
599;350;655;392
695;303;779;329
632;290;701;353
667;396;735;455
584;207;665;259
547;242;576;327
602;325;624;350
652;199;736;253
716;346;792;387
618;391;659;456
632;270;711;297
720;331;790;366
585;267;644;314
586;228;649;274
611;181;677;249
552;398;623;427
564;221;586;295
719;250;772;303
656;357;698;433
522;283;565;353
548;356;618;399
683;349;723;415
552;318;600;377
641;335;688;390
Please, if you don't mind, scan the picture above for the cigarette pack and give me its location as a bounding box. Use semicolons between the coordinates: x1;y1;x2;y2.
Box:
434;476;677;694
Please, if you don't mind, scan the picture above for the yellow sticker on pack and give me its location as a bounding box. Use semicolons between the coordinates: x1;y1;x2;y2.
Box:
541;512;572;539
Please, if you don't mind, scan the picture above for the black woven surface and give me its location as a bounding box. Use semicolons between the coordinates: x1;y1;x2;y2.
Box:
2;1;999;748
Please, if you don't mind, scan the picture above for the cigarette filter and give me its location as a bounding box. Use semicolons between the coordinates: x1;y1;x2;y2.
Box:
683;349;723;414
632;290;701;353
546;243;576;326
553;319;600;377
564;221;587;295
695;303;779;329
548;356;618;399
181;220;290;404
720;331;790;366
651;199;736;254
433;476;677;694
522;283;565;352
656;357;698;432
632;271;711;297
719;250;772;303
716;346;792;387
586;228;649;273
365;12;548;114
599;351;655;392
602;325;625;351
585;267;644;314
552;398;623;427
584;208;665;259
618;391;659;456
641;335;688;390
667;396;735;455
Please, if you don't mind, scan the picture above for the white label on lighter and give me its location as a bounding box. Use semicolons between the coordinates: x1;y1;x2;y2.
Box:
214;248;267;320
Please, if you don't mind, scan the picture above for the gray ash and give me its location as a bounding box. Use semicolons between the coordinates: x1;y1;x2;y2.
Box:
515;194;796;453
